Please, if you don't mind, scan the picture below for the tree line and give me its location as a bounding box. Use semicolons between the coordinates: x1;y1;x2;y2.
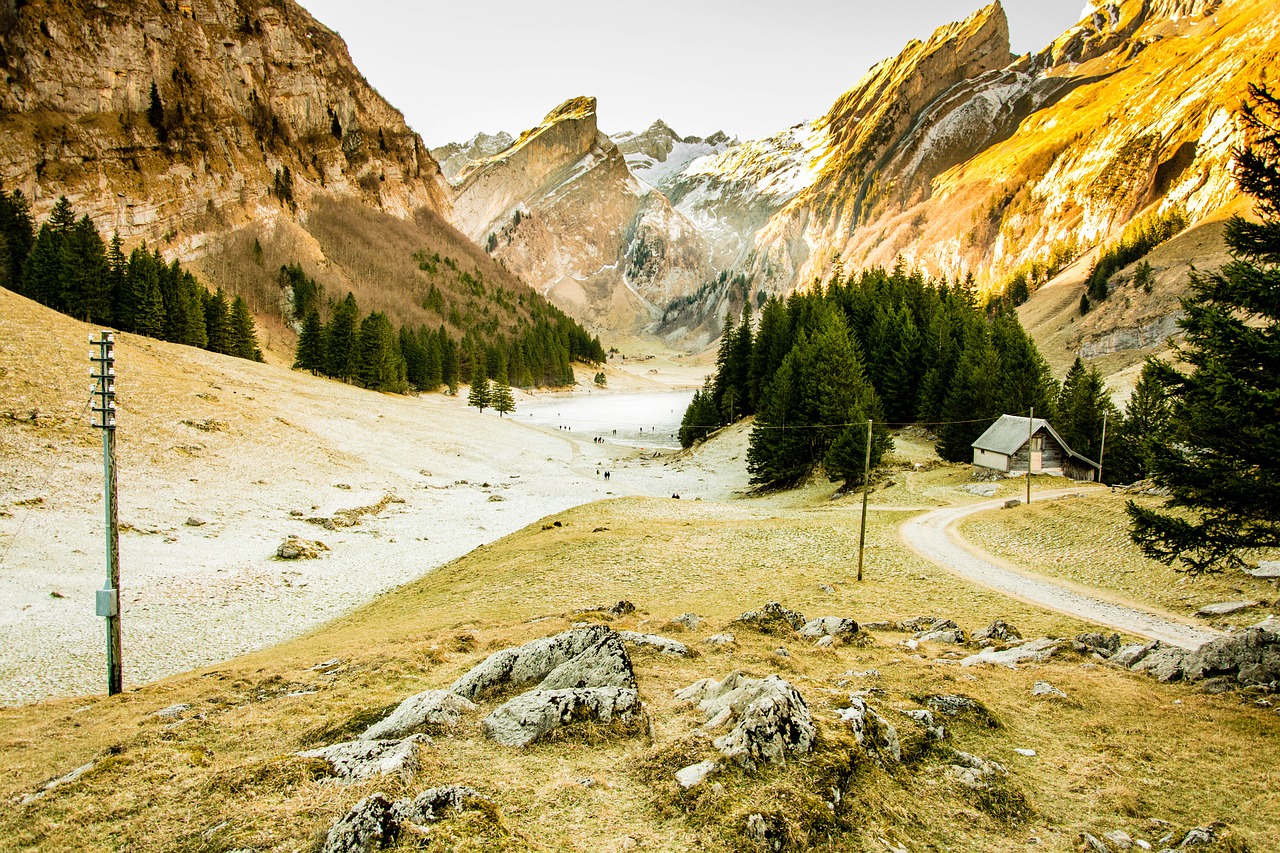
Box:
286;263;604;394
0;191;262;361
683;266;1161;490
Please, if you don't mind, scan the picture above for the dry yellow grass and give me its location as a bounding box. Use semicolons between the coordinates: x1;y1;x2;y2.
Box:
1;493;1276;852
958;491;1280;630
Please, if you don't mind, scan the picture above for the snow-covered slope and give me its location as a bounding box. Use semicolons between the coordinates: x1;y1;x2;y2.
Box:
611;120;733;192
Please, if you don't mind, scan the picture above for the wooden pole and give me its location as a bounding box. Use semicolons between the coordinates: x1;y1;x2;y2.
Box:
1098;409;1108;484
91;332;122;695
1027;406;1034;506
857;419;872;582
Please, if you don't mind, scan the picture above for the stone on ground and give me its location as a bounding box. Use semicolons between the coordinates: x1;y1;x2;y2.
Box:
961;483;999;497
1195;601;1259;618
449;625;614;701
960;638;1060;668
618;630;691;656
1076;632;1122;656
395;785;486;824
1031;681;1068;698
973;619;1021;643
298;735;430;781
946;750;1007;790
1247;561;1280;579
731;601;807;635
836;697;901;763
534;631;637;692
676;672;815;770
277;536;329;560
798;616;859;640
320;792;400;853
359;690;477;741
1183;627;1280;686
481;687;641;747
675;760;719;789
916;619;967;644
1130;644;1188;682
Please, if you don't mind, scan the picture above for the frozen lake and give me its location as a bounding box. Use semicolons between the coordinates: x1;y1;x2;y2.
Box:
518;390;696;449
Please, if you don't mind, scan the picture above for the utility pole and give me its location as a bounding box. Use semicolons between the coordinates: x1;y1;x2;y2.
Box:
1027;407;1034;507
857;419;872;582
90;332;122;696
1098;410;1108;484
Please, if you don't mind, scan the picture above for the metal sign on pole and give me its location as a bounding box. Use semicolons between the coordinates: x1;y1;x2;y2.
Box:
89;331;122;696
857;419;872;582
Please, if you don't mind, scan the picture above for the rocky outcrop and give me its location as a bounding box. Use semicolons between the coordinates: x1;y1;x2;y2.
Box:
449;625;619;701
445;97;714;333
836;698;902;764
298;734;429;781
611;120;731;192
730;601;808;635
675;672;815;770
319;786;489;853
432;131;515;182
0;0;449;246
482;686;642;747
359;690;476;741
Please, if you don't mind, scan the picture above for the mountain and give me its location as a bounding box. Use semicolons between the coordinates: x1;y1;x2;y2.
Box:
0;0;582;362
431;131;515;182
447;97;714;332
611;120;732;192
655;0;1276;363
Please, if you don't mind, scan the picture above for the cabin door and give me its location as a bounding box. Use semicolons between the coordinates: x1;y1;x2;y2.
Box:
1030;435;1043;472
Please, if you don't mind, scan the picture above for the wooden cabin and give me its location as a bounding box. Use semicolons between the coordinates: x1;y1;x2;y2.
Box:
971;415;1100;482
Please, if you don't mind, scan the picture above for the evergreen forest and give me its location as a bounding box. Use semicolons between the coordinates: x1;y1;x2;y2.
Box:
285;261;604;394
0;191;262;361
683;267;1161;490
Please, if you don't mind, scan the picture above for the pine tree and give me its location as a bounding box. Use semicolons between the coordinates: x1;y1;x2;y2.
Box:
22;223;64;309
203;287;233;354
990;307;1059;422
679;378;720;448
467;359;491;411
294;309;326;373
119;247;165;337
1105;360;1170;485
0;186;34;290
355;311;403;390
491;368;515;416
324;293;360;380
937;325;1002;461
148;82;167;142
229;295;263;361
1056;357;1115;462
63;215;110;322
1127;83;1280;573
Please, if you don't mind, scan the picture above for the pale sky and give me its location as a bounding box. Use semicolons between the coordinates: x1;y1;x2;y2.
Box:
298;1;1088;147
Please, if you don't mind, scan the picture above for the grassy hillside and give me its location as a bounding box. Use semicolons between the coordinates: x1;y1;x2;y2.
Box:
2;484;1275;850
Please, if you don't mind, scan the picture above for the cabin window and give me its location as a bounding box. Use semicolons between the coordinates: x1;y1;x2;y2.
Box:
1031;437;1043;451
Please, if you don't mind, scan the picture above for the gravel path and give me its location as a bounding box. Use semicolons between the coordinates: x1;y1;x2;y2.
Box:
899;492;1222;650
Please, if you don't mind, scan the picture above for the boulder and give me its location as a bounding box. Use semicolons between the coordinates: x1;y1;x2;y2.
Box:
961;483;999;497
675;760;718;789
1195;601;1258;618
1111;641;1157;669
703;633;736;647
1183;627;1280;686
535;632;637;691
153;703;192;719
1130;644;1188;682
901;616;942;633
916;619;967;644
395;785;485;823
298;735;429;781
901;708;946;740
1178;826;1216;846
668;613;700;631
836;698;901;763
960;638;1060;668
731;601;808;635
1103;829;1135;850
921;694;985;718
1080;832;1110;853
973;620;1021;643
481;686;641;747
799;616;859;640
676;672;815;770
277;536;329;560
320;793;400;853
449;625;615;701
618;631;691;656
946;750;1006;790
359;690;477;741
1076;632;1122;656
1002;499;1022;509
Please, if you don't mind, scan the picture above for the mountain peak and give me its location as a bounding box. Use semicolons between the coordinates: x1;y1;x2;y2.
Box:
543;96;598;125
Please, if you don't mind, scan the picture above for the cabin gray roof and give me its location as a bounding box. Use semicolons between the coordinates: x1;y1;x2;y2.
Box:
971;414;1100;470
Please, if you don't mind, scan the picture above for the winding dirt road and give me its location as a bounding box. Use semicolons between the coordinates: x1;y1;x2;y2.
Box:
899;492;1221;650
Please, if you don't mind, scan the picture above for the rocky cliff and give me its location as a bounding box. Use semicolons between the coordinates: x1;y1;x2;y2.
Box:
449;98;714;332
432;131;515;182
0;0;451;251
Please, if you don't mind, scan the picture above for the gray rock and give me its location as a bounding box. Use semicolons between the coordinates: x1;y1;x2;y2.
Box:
184;517;206;527
917;622;968;644
961;483;999;497
973;619;1022;643
1130;644;1188;682
481;687;641;747
607;600;636;617
731;601;807;634
921;694;984;718
901;615;942;632
860;620;902;632
395;785;485;824
1031;681;1067;698
773;646;790;657
669;612;700;631
1080;832;1110;853
836;698;901;763
946;750;1007;789
1179;826;1216;846
1003;499;1022;509
298;735;429;781
1077;632;1122;656
618;630;690;657
815;636;835;648
1104;829;1135;850
320;792;399;853
675;760;718;789
536;632;638;691
1111;641;1158;668
799;616;859;640
1195;600;1258;617
676;672;815;770
960;638;1060;668
1183;626;1280;685
449;625;613;701
1247;561;1280;579
703;632;735;647
153;703;192;719
818;583;836;594
359;690;477;741
901;708;945;740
